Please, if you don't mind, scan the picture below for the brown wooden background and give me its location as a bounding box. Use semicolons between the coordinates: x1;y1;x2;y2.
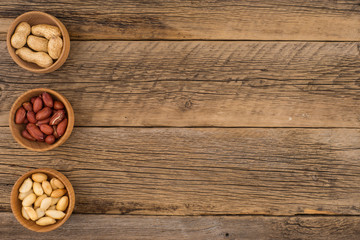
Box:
1;1;360;239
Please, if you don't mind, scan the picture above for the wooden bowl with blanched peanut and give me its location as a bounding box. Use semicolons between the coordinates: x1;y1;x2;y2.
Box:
7;11;70;73
11;168;75;232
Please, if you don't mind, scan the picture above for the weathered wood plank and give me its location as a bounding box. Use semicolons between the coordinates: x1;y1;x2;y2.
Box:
0;0;360;40
2;213;360;239
1;127;360;215
1;41;360;127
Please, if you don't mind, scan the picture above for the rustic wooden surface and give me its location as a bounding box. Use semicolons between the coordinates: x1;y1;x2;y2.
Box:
1;127;360;215
0;0;360;41
1;41;360;127
2;213;360;240
1;0;360;239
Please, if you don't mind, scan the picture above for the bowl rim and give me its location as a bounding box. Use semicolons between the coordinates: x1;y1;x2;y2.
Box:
9;88;75;152
10;168;75;232
6;11;70;73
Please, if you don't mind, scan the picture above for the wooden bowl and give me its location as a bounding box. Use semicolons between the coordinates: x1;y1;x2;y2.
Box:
11;168;75;232
7;11;70;73
9;88;74;151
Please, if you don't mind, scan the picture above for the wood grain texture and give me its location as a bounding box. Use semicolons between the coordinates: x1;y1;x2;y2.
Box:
1;127;360;215
2;41;360;127
2;213;360;239
0;0;360;41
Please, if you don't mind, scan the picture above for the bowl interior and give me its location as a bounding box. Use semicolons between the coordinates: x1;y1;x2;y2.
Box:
9;88;74;151
7;11;70;73
11;168;75;232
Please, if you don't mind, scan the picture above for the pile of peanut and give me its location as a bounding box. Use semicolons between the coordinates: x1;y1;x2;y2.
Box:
15;92;67;144
11;22;63;68
19;173;69;226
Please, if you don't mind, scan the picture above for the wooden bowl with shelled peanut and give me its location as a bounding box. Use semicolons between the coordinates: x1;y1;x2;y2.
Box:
10;168;75;232
9;88;74;152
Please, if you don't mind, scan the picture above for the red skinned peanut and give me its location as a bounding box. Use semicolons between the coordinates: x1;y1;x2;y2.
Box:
57;118;68;137
42;92;54;108
27;111;37;123
45;135;56;144
33;97;43;113
30;97;37;104
26;123;45;141
22;129;36;141
36;107;52;120
36;118;50;126
50;110;65;125
53;126;59;138
54;101;64;110
15;107;26;124
22;102;33;112
39;124;54;135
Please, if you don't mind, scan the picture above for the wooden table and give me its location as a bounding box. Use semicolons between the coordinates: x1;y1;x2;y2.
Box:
1;1;360;239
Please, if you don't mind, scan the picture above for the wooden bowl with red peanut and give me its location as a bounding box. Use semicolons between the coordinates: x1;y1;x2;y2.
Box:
9;88;74;151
